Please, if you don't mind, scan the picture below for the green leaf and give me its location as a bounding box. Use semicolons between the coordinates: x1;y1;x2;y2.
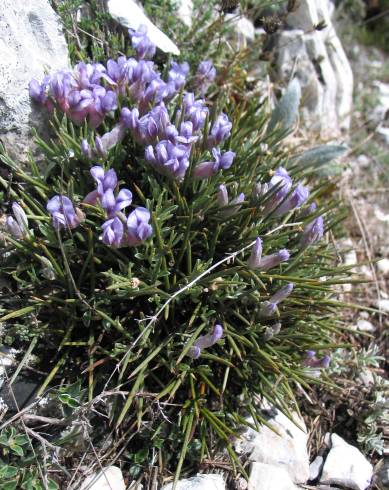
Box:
0;306;35;322
267;78;301;134
47;480;59;490
1;480;18;490
10;445;23;457
13;435;29;446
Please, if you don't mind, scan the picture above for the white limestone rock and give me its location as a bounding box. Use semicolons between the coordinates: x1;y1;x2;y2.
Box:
107;0;180;55
275;0;353;136
233;409;310;483
320;434;373;490
0;0;69;162
161;474;225;490
248;462;298;490
80;466;126;490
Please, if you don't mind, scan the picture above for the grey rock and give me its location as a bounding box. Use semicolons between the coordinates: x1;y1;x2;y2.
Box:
320;434;373;490
0;0;69;163
248;462;298;490
233;409;310;483
309;455;324;481
107;0;180;55
161;474;225;490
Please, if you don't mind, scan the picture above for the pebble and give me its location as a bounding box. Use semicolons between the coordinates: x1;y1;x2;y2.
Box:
161;474;225;490
377;259;389;276
248;462;297;490
356;319;375;332
80;466;126;490
377;299;389;313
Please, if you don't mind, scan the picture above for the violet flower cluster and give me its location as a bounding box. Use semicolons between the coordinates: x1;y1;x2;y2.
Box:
84;166;152;248
187;324;223;359
30;25;233;182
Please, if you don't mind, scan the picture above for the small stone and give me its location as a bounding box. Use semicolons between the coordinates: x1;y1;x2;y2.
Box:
161;474;225;490
356;319;375;332
128;482;143;490
320;434;373;490
377;299;389;313
233;409;309;483
107;0;180;55
80;466;125;490
309;455;324;481
377;259;389;276
248;462;297;490
376;126;389;145
356;155;370;168
376;457;389;489
357;368;374;387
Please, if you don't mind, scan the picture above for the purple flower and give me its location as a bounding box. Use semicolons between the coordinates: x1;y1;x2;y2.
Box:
46;195;83;230
208;113;232;147
217;185;244;217
193;148;235;179
300;216;324;248
168;62;190;91
103;57;130;94
272;183;309;217
195;60;216;95
176;122;198;146
247;237;263;269
259;301;277;318
131;25;156;60
302;351;330;369
263;167;293;215
81;139;92;158
84;166;132;218
90;166;118;197
269;283;294;304
6;203;29;239
187;324;223;358
252;183;269;200
96;125;126;156
182;93;209;131
126;207;153;246
101;216;124;248
29;76;53;110
260;283;294;317
138;78;169;113
145;140;190;179
249;247;290;271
